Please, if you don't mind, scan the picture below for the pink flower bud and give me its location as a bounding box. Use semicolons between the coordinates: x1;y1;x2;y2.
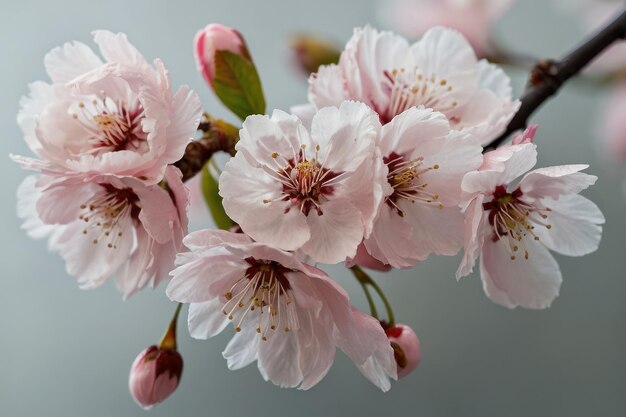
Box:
511;124;538;145
385;324;420;378
194;24;246;87
129;345;183;409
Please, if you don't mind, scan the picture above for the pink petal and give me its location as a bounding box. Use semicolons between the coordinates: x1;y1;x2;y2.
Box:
480;238;562;309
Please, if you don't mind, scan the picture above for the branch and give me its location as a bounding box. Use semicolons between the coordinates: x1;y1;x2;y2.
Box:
485;7;626;150
174;114;238;182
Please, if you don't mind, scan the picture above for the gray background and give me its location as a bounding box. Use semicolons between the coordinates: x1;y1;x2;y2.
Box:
1;0;625;416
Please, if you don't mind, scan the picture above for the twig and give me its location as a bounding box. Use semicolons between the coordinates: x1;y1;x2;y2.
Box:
174;114;238;182
485;8;626;151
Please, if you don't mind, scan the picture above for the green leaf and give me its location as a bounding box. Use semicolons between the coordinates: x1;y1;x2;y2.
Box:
213;50;266;120
201;162;233;230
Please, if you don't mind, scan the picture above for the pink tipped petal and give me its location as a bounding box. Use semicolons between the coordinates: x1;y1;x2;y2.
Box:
512;124;538;145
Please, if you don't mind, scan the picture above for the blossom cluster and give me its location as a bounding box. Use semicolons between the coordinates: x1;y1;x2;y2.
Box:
14;24;604;398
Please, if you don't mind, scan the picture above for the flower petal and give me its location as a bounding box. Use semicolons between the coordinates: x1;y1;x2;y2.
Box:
480;238;562;309
533;194;604;257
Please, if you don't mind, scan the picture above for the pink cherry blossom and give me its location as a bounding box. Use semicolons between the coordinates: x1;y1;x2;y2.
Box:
382;0;516;56
300;26;520;145
385;324;421;378
363;107;483;268
195;24;247;88
219;101;386;264
555;0;626;73
129;345;183;409
166;230;397;390
601;82;626;163
457;143;604;309
17;166;189;298
13;30;202;184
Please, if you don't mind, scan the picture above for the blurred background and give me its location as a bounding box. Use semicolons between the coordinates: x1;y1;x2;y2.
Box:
1;0;625;416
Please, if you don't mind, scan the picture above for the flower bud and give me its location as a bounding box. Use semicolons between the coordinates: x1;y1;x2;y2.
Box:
511;124;538;145
129;345;183;409
289;34;340;75
194;23;247;87
385;324;420;378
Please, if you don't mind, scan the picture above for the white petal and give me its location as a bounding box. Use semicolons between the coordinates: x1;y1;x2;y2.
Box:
301;198;365;264
188;299;230;339
257;331;304;388
533;194;604;257
237;113;306;168
44;41;103;83
456;195;486;279
92;30;149;69
220;153;311;251
295;308;336;390
520;165;597;200
410;26;479;108
480;238;562;309
417;130;483;206
380;106;450;157
310;101;380;173
403;203;465;259
308;64;349;108
223;326;260;370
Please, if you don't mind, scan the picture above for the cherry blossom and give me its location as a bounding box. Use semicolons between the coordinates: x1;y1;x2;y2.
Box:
601;82;626;163
300;26;519;145
219;101;386;264
363;107;483;268
457;143;604;309
382;0;516;56
554;0;626;73
17;166;188;298
13;30;202;184
166;230;397;390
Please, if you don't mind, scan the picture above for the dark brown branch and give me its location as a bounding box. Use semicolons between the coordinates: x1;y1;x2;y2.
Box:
174;114;238;182
485;8;626;151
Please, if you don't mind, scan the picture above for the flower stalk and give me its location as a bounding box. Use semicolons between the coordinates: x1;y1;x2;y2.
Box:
159;303;183;352
350;266;395;327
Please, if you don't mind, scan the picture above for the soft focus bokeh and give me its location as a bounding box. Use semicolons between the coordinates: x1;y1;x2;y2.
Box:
1;0;625;416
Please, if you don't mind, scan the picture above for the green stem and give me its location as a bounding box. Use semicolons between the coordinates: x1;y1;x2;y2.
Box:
159;303;183;351
350;266;395;327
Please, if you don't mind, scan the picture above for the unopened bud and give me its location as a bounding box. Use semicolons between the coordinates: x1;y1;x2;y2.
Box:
289;34;340;75
129;345;183;409
194;24;265;120
512;124;538;145
194;23;247;88
385;324;420;378
129;303;183;409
